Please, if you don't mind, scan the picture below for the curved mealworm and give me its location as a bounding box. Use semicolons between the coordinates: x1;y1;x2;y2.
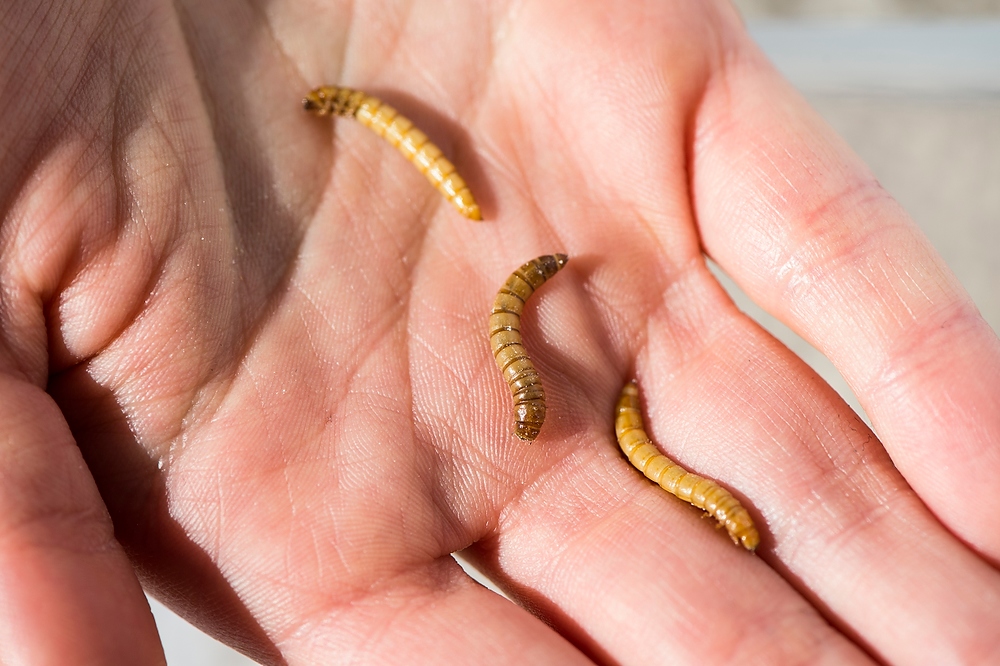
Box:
615;381;759;551
489;254;569;441
303;85;482;221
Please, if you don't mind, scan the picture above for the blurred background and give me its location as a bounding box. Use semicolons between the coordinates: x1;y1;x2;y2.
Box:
152;1;1000;662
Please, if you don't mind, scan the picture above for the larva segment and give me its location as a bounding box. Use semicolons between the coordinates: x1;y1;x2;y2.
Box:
303;85;482;220
489;254;569;441
615;381;760;551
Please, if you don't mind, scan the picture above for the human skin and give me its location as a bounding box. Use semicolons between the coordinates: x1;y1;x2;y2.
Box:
1;0;999;663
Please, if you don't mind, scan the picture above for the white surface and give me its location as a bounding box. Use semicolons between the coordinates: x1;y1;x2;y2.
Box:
149;596;257;665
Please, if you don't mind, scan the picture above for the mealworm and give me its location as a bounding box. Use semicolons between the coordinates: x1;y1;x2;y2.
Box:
303;85;482;221
615;381;759;551
489;254;569;441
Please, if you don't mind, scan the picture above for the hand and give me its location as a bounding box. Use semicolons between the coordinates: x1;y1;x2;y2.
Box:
2;1;998;663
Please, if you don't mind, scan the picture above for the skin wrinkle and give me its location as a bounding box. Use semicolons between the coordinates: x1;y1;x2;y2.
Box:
542;35;687;250
645;360;766;464
420;450;478;562
737;383;807;464
293;306;332;385
318;1;354;84
28;145;113;278
241;0;305;94
529;272;611;402
412;412;487;529
23;7;79;103
351;1;407;84
408;332;468;411
418;366;515;499
647;280;744;376
768;190;910;332
4;296;43;381
335;154;429;271
367;242;426;571
468;50;565;222
787;517;988;664
510;467;625;576
249;459;426;606
14;150;103;305
288;282;405;416
580;274;643;358
310;563;488;662
494;443;598;545
501;65;579;232
863;298;986;400
460;4;501;127
172;4;313;299
510;495;804;664
60;99;245;469
651;311;897;560
395;14;456;113
538;519;627;606
0;498;117;557
741;343;860;471
482;420;575;533
874;251;917;322
779;463;905;563
754;137;800;206
510;24;647;218
169;363;272;555
632;258;737;380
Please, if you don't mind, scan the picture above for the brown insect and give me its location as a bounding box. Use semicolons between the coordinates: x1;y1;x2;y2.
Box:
303;85;482;220
489;254;569;441
615;381;759;551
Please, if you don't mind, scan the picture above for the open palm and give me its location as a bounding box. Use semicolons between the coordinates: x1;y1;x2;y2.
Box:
2;0;999;663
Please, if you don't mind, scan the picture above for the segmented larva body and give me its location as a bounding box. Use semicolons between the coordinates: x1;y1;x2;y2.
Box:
489;254;569;441
303;85;481;220
615;381;759;551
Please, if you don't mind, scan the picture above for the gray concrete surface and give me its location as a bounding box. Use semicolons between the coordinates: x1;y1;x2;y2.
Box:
734;0;1000;18
152;15;1000;665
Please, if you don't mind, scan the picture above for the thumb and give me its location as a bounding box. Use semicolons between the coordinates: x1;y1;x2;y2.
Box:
0;374;165;664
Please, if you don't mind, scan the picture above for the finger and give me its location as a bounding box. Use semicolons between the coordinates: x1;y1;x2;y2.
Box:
690;24;1000;559
0;376;165;664
628;272;1000;664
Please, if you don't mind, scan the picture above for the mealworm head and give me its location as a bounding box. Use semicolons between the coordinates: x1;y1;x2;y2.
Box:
303;84;483;220
302;86;337;115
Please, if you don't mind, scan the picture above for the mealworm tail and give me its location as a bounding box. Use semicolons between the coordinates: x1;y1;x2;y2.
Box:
489;254;569;441
303;85;482;220
615;380;760;551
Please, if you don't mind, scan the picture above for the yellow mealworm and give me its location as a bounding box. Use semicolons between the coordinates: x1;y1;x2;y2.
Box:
489;254;569;441
615;381;759;551
303;85;482;221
